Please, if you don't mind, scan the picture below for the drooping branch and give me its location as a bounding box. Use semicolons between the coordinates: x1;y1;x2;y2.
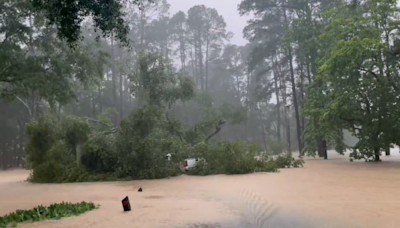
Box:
205;119;226;142
15;96;32;117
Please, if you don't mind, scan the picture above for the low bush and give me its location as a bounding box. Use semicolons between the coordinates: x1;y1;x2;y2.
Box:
274;153;305;168
26;112;305;183
0;201;98;228
187;140;304;176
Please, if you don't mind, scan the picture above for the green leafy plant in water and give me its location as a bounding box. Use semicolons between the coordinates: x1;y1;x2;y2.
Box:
0;201;99;228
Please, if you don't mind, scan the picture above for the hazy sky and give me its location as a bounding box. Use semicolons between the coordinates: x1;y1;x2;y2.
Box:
168;0;250;46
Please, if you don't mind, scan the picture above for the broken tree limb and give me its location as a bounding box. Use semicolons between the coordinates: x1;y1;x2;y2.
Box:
205;119;226;142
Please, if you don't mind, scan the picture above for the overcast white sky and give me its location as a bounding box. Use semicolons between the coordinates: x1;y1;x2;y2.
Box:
167;0;250;46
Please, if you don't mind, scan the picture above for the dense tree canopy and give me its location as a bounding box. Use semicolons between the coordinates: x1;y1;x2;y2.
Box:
2;0;399;178
30;0;147;47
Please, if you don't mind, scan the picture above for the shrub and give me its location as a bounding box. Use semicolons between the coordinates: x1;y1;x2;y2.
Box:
60;115;91;151
273;153;304;168
189;141;279;175
25;116;60;169
0;202;98;228
82;134;118;173
188;141;304;176
25;109;304;183
113;106;188;180
28;140;74;183
26;115;93;183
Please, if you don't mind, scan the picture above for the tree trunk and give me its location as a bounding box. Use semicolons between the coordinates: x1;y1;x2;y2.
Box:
299;61;306;136
272;56;281;142
140;9;144;51
287;49;302;153
262;124;268;152
317;136;326;158
283;10;302;154
374;147;381;162
111;37;118;125
321;139;328;160
385;146;390;156
180;28;186;73
285;107;291;154
198;34;204;92
119;74;123;121
205;38;209;91
98;86;102;113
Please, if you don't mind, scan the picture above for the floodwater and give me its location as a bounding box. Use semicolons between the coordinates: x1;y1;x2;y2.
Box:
2;150;400;228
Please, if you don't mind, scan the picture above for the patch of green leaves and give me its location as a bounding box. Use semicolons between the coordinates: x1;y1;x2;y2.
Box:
0;201;98;228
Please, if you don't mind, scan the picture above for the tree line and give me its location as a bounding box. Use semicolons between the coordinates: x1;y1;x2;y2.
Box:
1;0;398;172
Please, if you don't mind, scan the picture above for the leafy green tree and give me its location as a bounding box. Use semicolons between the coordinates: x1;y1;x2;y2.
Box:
30;0;146;47
308;0;400;161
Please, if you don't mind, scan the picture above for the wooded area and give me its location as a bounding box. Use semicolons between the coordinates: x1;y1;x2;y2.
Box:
1;0;398;178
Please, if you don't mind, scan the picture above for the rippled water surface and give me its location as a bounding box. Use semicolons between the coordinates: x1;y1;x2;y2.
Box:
2;150;400;228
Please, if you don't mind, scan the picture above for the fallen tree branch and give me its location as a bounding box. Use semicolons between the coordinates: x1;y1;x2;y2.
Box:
205;119;226;143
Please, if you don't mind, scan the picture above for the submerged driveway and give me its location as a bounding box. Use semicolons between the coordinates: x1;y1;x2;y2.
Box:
1;151;400;228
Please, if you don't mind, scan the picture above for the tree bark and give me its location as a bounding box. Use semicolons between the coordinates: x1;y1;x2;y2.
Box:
272;56;281;142
299;61;306;136
285;107;291;154
119;73;123;121
283;9;302;154
317;136;327;158
98;86;102;113
111;37;118;125
198;33;204;92
205;38;209;91
205;120;226;142
374;147;381;161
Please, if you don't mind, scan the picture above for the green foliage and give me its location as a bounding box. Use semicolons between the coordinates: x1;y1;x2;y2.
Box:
24;52;305;183
96;108;117;131
31;0;132;47
131;52;195;108
60;115;91;150
303;0;400;160
26;115;91;182
0;201;98;228
25;116;58;168
274;153;305;168
28;140;74;183
219;103;247;125
188;140;304;175
115;106;186;179
82;134;117;173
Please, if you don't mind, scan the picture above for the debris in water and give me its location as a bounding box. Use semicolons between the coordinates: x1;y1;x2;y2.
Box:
122;196;131;212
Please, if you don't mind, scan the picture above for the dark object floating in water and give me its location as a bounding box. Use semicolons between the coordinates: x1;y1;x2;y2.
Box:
138;187;143;192
122;196;131;212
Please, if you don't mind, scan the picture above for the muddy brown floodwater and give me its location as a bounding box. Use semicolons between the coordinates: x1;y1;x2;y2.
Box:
2;150;400;228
